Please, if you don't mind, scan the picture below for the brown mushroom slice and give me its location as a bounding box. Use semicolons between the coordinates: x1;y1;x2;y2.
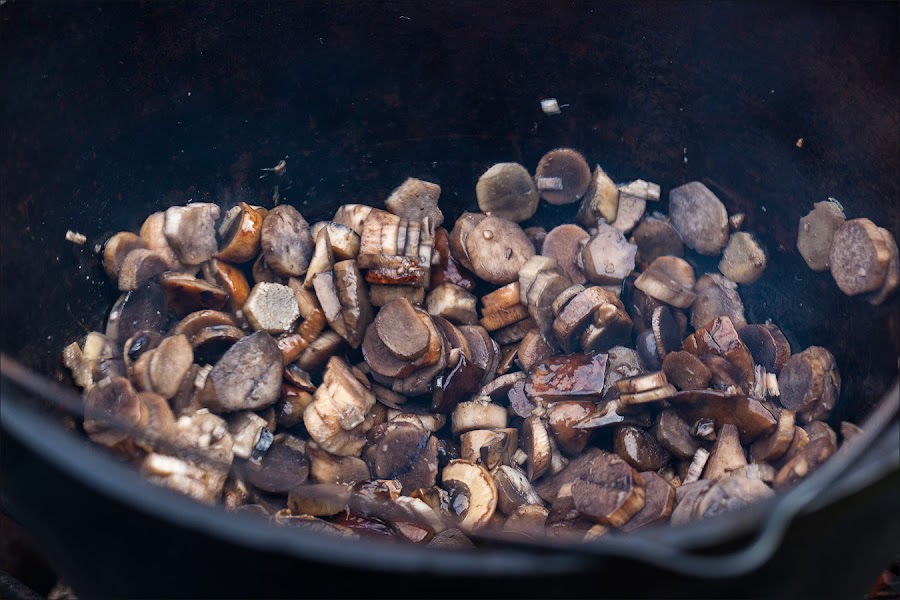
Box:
251;254;282;285
384;177;444;228
332;204;373;236
364;421;436;491
634;261;697;310
582;223;637;285
682;316;755;388
83;376;145;447
829;218;890;296
426;283;478;325
200;331;282;412
260;204;314;277
190;325;246;365
103;232;147;281
375;297;431;361
481;281;522;311
241;443;309;495
701;354;746;392
668;181;729;256
117;249;169;292
460;428;518;470
526;353;607;402
521;416;552;481
526;269;574;347
614;371;668;395
465;215;535;285
552;286;617;353
275;384;314;428
202;259;250;311
215;202;264;263
749;409;795;462
312;271;349;341
662;351;712;391
431;352;483;414
448;212;487;272
691;273;747;330
777;346;840;424
163;203;221;266
227;412;269;460
451;399;507;437
703;424;747;479
692;476;773;521
146;334;194;399
670;389;777;443
503;504;549;539
797;200;846;272
517;329;554;373
603;346;645;394
576;165;619;227
610;192;646;235
368;284;425;307
426;527;476;550
106;282;168;345
670;480;714;525
159;271;229;315
304;395;375;458
139;211;183;270
123;330;163;375
614;425;671;471
493;319;536;346
572;453;646;527
719;232;767;284
546;402;592;456
441;460;498;532
803;420;838;450
773;436;835;491
458;325;497;386
359;208;402;257
361;324;419;380
541;224;589;285
738;324;791;374
493;465;544;515
865;227;899;305
631;215;684;263
286;483;353;517
479;304;530;332
135;391;177;450
535;148;592;205
619;472;675;532
654;409;701;460
431;227;478;292
333;259;372;349
475;163;540;223
307;443;371;485
318;356;376;432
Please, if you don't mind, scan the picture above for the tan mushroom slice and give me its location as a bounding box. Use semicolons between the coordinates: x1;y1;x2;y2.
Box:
260;204;314;277
552;286;620;353
303;227;335;289
526;353;607;402
803;420;838;450
203;259;251;311
441;459;498;532
662;351;712;391
541;224;589;285
460;428;518;470
319;356;376;431
139;211;183;270
359;208;402;257
200;331;282;412
610;191;646;235
692;476;773;521
669;389;777;443
691;272;747;330
251;254;281;285
865;227;899;305
426;283;478;325
333;259;372;349
670;480;714;525
614;425;671;471
619;179;661;202
631;215;684;263
619;471;676;532
829;218;890;296
163;202;221;266
668;181;729;256
571;452;646;527
312;271;349;341
475;163;540;223
117;249;169;291
654;409;701;460
526;269;574;348
103;232;147;281
307;442;371;485
451;399;508;437
332;204;373;236
702;424;747;479
796;200;846;271
521;415;552;481
777;346;840;424
516;329;554;373
547;402;593;456
80;331;124;383
448;212;487;272
147;334;194;399
503;504;549;539
375;297;431;361
614;371;668;395
83;376;146;450
492;319;536;346
384;177;443;227
286;483;353;517
773;436;835;491
390;326;447;396
535;148;592;205
493;465;544;516
362;323;420;379
364;420;438;491
682;316;756;388
314;222;360;260
731;463;776;484
242;442;309;495
750;409;795;462
576;165;619;227
159;272;229;315
304;394;376;457
481;281;522;312
215;202;264;263
464;215;535;285
582;223;637;285
368;283;425;307
634;258;697;309
719;232;767;284
189;325;246;365
518;255;559;304
479;304;530;332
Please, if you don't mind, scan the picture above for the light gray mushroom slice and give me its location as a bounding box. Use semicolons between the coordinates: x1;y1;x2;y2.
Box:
797;200;845;272
582;223;637;285
475;163;540;223
261;204;314;277
163;203;221;266
333;259;373;349
148;334;194;399
691;273;746;330
610;192;646;235
669;182;729;255
201;331;282;411
332;204;374;236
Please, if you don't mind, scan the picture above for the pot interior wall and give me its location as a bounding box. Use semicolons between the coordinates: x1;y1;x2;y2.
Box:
2;1;898;425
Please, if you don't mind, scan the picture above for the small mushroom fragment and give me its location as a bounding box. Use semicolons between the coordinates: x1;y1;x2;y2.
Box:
803;420;838;449
215;202;264;263
691;273;747;330
303;358;376;457
750;409;795;462
303;227;335;288
738;323;791;374
719;232;767;284
581;223;637;285
313;222;361;261
201;331;282;412
140;211;183;270
542;224;589;285
576;165;619;227
663;351;712;391
332;204;373;236
619;179;661;202
521;416;552;481
451;399;508;437
777;346;840;424
631;215;684;263
669;389;777;443
307;443;371;485
163;203;221;266
441;459;498;532
668;182;729;256
460;428;518;470
493;319;537;345
103;232;146;281
333;259;373;348
731;463;776;483
426;528;476;549
261;204;314;277
829;218;891;296
692;476;773;521
475;163;540;223
571;452;646;527
526;353;608;402
619;472;675;532
106;282;168;345
634;256;697;309
654;409;701;460
252;254;281;285
448;212;487;272
458;325;499;387
682;316;756;388
797;201;846;271
534;148;592;205
614;425;671;471
427;283;478;325
545;402;592;457
610;192;646;235
465;215;535;285
703;424;747;479
203;259;251;311
276;384;314;428
117;249;169;291
517;329;554;373
866;227;900;305
385;177;444;228
312;271;349;341
191;325;247;365
431;352;483;414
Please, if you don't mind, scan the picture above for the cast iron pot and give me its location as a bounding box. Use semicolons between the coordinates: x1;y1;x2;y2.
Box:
1;2;898;598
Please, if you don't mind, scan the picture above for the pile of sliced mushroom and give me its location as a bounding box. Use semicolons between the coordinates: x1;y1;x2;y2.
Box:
64;152;877;546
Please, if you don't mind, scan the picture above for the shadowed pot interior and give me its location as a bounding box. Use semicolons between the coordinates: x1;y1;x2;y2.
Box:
1;2;898;599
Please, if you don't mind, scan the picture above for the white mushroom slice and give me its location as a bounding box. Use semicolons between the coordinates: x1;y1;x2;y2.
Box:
163;203;221;266
315;221;360;260
304;397;376;457
332;204;373;236
614;371;668;394
576;165;619;227
359;209;402;257
243;282;301;333
426;283;478;325
141;453;219;504
441;459;498;532
319;356;376;431
477;372;526;400
451;399;508;437
683;448;710;484
296;330;348;373
618;384;677;406
312;271;349;340
460;428;518;470
668;182;729;256
518;255;559;305
582;223;637;285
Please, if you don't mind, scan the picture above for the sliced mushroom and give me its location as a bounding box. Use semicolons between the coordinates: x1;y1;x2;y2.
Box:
242;443;308;494
286;483;352;517
431;227;477;292
312;271;349;341
668;181;729;256
750;409;795;462
163;203;221;266
493;465;544;515
777;346;840;424
303;227;335;288
614;425;671;471
106;282;168;345
738;323;791;374
368;283;425;307
542;224;589;285
146;334;193;399
582;223;637;285
117;249;169;292
426;283;478;325
375;297;431;361
603;346;645;394
634;257;697;309
552;286;620;353
521;415;552;481
431;351;483;414
516;329;554;373
619;471;675;532
479;304;530;332
682;316;756;388
475;163;540;223
296;330;348;373
654;409;701;460
465;215;535;285
691;273;747;330
662;351;712;391
719;232;767;284
227;412;269;459
332;204;373;236
103;232;147;281
518;255;559;304
261;204;314;277
458;325;499;387
576;165;619;227
359;208;403;258
242;282;301;333
670;389;777;443
333;259;373;348
451;399;508;437
274;383;314;428
526;269;574;347
610;191;646;235
460;428;518;470
503;504;549;539
314;222;361;261
384;177;444;228
866;227;899;305
365;420;438;492
307;442;371;485
773;436;834;491
535;148;592;205
158;272;229;315
191;325;247;365
526;353;607;402
631;214;684;263
703;424;747;479
200;331;282;412
448;212;486;272
83;376;146;450
441;459;498;532
203;259;251;311
839;421;865;447
692;476;773;520
215;202;264;263
139;211;183;270
829;218;891;296
797;200;846;271
670;480;714;525
571;452;646;527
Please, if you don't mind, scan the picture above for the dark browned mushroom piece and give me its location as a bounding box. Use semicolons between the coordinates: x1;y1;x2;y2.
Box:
547;401;593;456
384;177;444;227
140;211;183;270
865;227;899;305
460;428;518;470
571;452;646;527
527;268;574;347
668;181;729;256
124;330;163;374
430;227;477;292
83;376;145;447
164;203;221;266
691;273;747;330
307;443;371;485
669;389;777;443
682;316;755;388
242;443;309;494
750;409;796;462
526;353;608;402
738;323;791;374
365;421;438;492
431;352;483;414
215;202;265;264
773;436;835;491
160;272;230;316
701;353;746;392
475;163;540;223
252;254;281;285
619;471;675;532
541;224;589;285
636;330;662;371
504;504;549;539
552;286;618;353
829;218;891;296
603;346;645;394
261;204;315;277
103;231;147;281
117;249;169;292
333;259;373;348
691;476;773;520
191;325;247;365
777;346;840;424
458;325;498;387
631;214;684;263
465;215;535;285
614;425;671;471
581;223;637;285
203;258;251;311
576;165;619;227
275;384;313;428
532;447;605;504
521;415;551;481
201;331;282;412
662;351;712;391
106;282;168;345
797;200;845;272
654;409;701;460
534;148;592;206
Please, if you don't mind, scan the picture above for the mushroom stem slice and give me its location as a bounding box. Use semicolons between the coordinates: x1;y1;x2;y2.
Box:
441;459;498;532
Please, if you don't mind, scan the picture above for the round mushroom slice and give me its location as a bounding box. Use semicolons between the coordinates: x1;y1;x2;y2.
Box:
571;453;646;527
576;165;619;227
829;218;891;296
691;273;747;330
451;399;508;437
534;148;592;205
83;376;145;446
117;249;169;291
662;351;712;391
738;323;791;374
631;215;684;263
448;212;487;272
777;346;840;424
201;331;283;412
441;459;498;532
614;425;671;471
865;227;899;306
719;232;767;284
215;202;264;264
261;204;315;277
654;409;701;460
541;224;589;285
582;223;637;285
103;232;147;281
552;286;621;353
465;215;535;285
797;200;845;272
243;443;309;495
147;334;194;399
375;298;431;361
139;211;183;270
668;181;729;256
634;257;697;309
191;325;246;365
475;163;540;223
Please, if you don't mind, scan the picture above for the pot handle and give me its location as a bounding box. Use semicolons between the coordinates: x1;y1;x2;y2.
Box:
570;385;899;578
